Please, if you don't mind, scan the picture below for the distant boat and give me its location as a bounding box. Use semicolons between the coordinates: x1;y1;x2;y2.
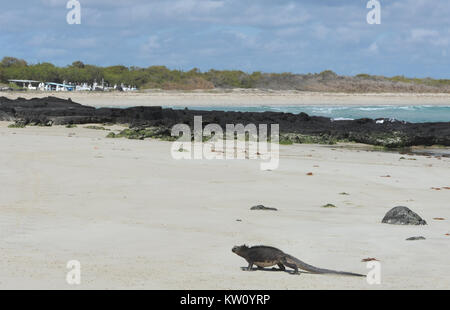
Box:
45;82;75;91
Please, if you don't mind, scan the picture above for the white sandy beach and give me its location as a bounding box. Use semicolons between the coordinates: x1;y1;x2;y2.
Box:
2;90;450;108
0;122;449;289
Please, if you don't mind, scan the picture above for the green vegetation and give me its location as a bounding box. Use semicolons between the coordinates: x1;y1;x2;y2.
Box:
356;73;450;87
8;123;26;128
279;138;294;145
346;131;411;148
3;56;448;91
0;57;260;90
106;127;176;141
7;82;23;90
281;133;340;145
65;124;77;128
84;125;108;130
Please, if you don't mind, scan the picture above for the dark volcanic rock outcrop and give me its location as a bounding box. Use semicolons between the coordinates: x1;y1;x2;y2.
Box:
382;206;427;225
406;236;426;241
250;205;278;211
1;96;449;147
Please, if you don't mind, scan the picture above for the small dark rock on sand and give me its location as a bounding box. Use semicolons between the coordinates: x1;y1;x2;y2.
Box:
250;205;278;211
406;236;426;241
321;203;337;208
382;206;427;225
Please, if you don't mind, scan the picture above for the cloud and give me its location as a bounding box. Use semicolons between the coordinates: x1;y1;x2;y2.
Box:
140;35;161;56
0;0;449;77
367;42;379;54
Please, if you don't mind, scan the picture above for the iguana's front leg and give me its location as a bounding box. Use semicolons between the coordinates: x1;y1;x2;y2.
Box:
246;262;254;271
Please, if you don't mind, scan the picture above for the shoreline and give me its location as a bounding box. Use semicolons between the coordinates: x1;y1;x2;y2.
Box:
2;96;449;148
2;90;450;107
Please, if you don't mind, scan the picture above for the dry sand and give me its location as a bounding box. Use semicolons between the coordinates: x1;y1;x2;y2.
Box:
3;90;450;107
0;122;449;289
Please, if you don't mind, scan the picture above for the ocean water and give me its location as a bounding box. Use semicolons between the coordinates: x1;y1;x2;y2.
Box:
167;105;450;123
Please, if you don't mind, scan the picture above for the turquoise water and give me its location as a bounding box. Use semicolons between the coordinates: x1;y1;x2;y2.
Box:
167;105;450;123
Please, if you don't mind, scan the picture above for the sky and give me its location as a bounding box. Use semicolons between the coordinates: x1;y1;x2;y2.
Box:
0;0;449;78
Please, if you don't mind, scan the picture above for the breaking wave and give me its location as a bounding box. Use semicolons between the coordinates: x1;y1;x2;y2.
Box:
168;105;450;123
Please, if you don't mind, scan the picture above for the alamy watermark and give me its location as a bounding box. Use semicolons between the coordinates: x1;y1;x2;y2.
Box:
170;116;280;170
67;0;81;25
367;0;381;25
66;260;81;285
366;261;381;285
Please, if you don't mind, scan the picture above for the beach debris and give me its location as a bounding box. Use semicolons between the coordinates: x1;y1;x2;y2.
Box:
444;187;450;190
339;192;350;195
380;175;391;178
406;236;426;241
361;258;379;262
321;203;337;208
433;218;445;221
306;172;313;176
381;206;427;225
445;234;450;236
250;205;278;211
236;219;242;222
431;187;442;190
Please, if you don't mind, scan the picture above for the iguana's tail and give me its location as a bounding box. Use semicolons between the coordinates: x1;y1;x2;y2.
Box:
284;254;365;277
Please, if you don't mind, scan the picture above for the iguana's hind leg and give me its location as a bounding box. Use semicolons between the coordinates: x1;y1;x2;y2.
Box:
277;263;286;271
283;262;300;275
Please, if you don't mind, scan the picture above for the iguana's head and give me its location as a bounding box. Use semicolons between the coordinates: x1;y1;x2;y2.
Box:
232;245;249;257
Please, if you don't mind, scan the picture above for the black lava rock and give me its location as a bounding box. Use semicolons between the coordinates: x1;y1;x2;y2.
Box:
382;206;427;225
1;96;449;147
250;205;278;211
406;236;426;241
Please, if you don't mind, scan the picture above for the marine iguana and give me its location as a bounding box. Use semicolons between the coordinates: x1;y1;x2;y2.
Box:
232;245;365;277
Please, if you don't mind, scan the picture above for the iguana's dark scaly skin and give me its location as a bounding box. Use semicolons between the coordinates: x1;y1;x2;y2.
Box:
232;245;365;277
